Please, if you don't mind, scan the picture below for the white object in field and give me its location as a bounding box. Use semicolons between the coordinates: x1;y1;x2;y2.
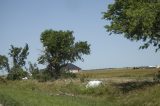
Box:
22;77;28;80
86;80;102;88
29;73;32;76
156;65;160;68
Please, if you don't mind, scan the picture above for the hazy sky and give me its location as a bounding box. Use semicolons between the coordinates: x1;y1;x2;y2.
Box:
0;0;159;70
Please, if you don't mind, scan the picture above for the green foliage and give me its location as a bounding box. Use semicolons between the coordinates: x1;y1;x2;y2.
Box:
38;29;90;79
0;81;109;106
7;67;28;80
28;62;39;79
0;55;8;69
9;44;29;67
34;69;53;82
1;76;160;106
28;62;53;81
0;44;30;80
103;0;160;51
0;55;10;72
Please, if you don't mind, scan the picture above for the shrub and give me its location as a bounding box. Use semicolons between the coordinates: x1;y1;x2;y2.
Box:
7;67;28;80
36;70;53;82
28;62;40;79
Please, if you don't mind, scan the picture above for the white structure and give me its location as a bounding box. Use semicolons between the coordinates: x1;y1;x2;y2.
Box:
86;80;102;88
22;77;28;80
64;63;81;73
149;66;156;68
69;70;79;73
156;65;160;68
28;73;32;76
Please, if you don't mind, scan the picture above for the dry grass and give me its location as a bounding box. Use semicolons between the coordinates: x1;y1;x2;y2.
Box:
78;68;159;78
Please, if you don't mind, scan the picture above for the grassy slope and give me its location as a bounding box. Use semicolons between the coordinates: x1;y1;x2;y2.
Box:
0;68;160;106
119;84;160;106
0;80;114;106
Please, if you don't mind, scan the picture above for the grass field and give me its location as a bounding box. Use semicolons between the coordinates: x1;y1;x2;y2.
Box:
0;68;160;106
80;68;159;78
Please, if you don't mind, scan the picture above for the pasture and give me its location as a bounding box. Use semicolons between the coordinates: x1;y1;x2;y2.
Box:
0;68;160;106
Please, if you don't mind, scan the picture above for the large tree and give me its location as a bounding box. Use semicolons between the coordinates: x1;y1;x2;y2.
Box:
38;29;90;79
103;0;160;51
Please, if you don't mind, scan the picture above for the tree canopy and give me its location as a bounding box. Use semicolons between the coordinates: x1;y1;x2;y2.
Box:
0;44;29;80
38;29;90;79
9;44;29;68
103;0;160;51
0;55;10;72
8;44;29;80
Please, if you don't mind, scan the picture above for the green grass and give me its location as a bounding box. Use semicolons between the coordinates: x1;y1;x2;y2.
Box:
0;80;115;106
118;84;160;106
0;68;160;106
1;80;160;106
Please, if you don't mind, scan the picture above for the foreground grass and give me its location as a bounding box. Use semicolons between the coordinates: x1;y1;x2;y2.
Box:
0;68;160;106
0;80;116;106
0;80;160;106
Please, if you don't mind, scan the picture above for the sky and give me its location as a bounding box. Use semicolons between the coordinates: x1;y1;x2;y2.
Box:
0;0;160;71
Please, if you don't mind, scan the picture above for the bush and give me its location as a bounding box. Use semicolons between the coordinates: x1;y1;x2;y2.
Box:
28;62;40;79
30;69;40;79
36;70;53;82
7;67;28;80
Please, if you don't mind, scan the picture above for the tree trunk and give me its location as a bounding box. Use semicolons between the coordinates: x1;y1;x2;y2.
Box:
6;62;10;72
54;65;61;79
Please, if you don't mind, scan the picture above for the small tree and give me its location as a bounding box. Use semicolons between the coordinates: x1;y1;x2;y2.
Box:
38;29;90;79
103;0;160;51
0;55;10;72
28;62;39;79
7;66;28;80
7;44;29;80
0;44;29;80
9;44;29;68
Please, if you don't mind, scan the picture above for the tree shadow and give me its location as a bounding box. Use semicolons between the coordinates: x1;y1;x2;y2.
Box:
114;80;159;93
